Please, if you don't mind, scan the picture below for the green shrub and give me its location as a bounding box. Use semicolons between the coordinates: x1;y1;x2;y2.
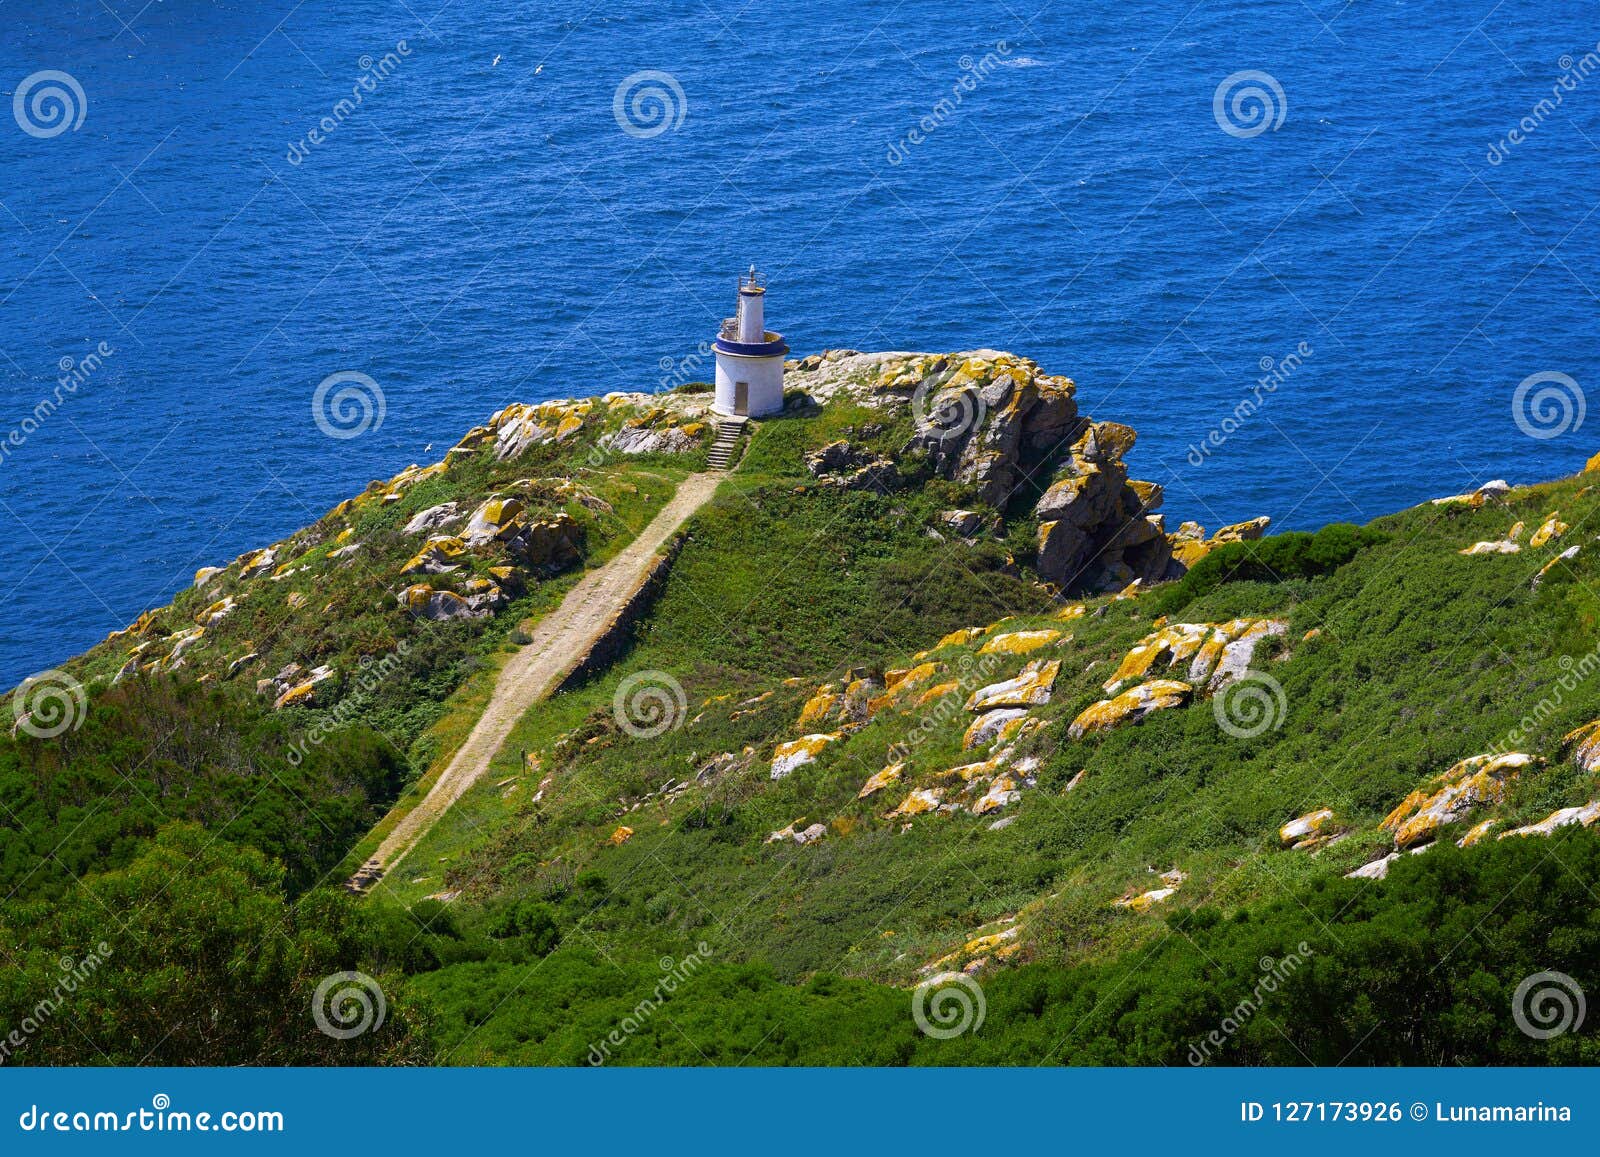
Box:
1156;523;1387;614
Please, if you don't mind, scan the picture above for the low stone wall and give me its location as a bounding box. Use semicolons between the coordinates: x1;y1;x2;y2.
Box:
555;533;686;692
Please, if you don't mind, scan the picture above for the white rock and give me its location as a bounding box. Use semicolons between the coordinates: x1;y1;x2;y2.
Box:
1345;852;1400;880
404;502;462;535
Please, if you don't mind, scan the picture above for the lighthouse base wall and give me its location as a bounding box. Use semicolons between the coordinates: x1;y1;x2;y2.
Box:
713;353;785;418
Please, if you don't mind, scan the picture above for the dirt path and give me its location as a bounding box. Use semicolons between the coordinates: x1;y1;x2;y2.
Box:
353;472;722;889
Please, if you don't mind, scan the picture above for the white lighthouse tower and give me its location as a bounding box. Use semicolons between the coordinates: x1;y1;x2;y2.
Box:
712;266;787;418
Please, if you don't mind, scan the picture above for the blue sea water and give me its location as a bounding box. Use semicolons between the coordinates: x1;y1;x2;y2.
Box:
1;1;1597;689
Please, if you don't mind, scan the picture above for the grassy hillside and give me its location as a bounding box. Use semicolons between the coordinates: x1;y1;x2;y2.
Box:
379;400;1600;1065
7;350;1600;1066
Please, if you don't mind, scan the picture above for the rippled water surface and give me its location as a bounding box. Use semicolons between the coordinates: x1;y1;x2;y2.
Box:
1;0;1597;686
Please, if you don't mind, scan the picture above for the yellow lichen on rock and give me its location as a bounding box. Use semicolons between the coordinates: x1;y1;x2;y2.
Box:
936;626;986;650
1114;868;1186;911
978;629;1061;656
950;753;1010;782
1459;538;1520;555
1563;719;1600;772
463;497;525;546
963;708;1027;749
272;681;318;709
857;763;904;799
194;597;235;627
869;662;944;714
1279;807;1339;849
400;535;468;576
796;684;839;729
1529;512;1568;548
971;776;1020;815
1497;800;1600;839
1068;679;1192;737
106;609;161;644
966;659;1061;711
886;788;943;818
1104;618;1286;694
1384;752;1533;848
771;733;840;780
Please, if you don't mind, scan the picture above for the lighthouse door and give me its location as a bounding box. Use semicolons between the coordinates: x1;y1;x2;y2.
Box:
734;381;749;416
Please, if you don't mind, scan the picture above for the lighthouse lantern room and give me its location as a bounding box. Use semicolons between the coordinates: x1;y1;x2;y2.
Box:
712;266;788;418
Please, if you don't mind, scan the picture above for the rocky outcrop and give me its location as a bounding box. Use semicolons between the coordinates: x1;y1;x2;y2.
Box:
1346;852;1401;880
887;787;943;818
401;536;468;576
771;733;839;779
504;514;584;573
398;584;495;622
1169;517;1270;569
964;708;1028;749
1499;800;1600;838
978;628;1061;656
462;497;525;547
865;352;1082;507
1102;618;1286;695
1529;512;1568;548
939;509;984;537
966;659;1060;711
1068;679;1192;737
1380;752;1534;848
783;349;1267;593
857;763;904;799
1431;479;1511;507
1563;720;1600;772
804;440;900;491
1114;868;1186;911
1279;808;1341;850
404;502;463;535
1032;422;1175;592
599;412;707;456
766;820;828;845
261;662;334;709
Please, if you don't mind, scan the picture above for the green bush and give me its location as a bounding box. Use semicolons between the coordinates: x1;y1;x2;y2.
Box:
1156;523;1387;614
